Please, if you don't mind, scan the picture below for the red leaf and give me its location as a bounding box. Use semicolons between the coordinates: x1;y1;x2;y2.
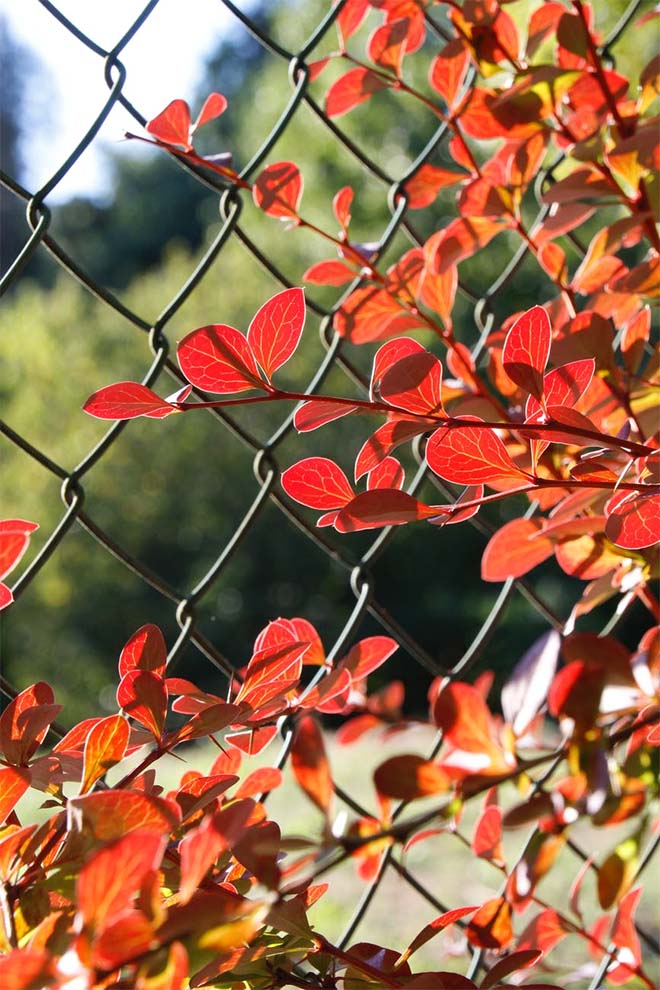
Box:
146;99;191;149
294;399;357;432
233;819;281;889
527;3;565;57
326;66;390;117
0;583;12;610
69;791;180;841
548;661;605;727
117;670;168;740
334;489;445;532
0;950;55;990
367;18;410;75
472;804;504;863
0;767;31;825
83;381;179;420
291;716;333;815
605;491;660;550
92;910;156;970
339;636;398;681
225;725;278;756
502;306;551;401
466;896;512;949
233;767;283;800
371;337;426;398
247;287;305;380
0;682;60;765
119;623;167;679
399;906;479;964
480;949;542;988
609;887;642;982
429;38;470;108
179;800;255;903
355;416;430;479
303;259;355;286
333;185;353;231
526;358;595;419
336;0;369;45
236;640;308;706
253;161;303;219
80;715;129;794
0;519;39;582
367;457;405;491
192;92;227;131
517;907;567;953
427;419;529;487
177;323;264;394
425;217;507;273
77;828;167;929
374;755;450;801
334;284;423;344
403;164;466;209
0;823;38;880
379;350;445;416
173;702;243;744
281;456;354;509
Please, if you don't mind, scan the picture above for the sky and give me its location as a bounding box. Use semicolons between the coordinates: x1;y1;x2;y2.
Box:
1;0;248;201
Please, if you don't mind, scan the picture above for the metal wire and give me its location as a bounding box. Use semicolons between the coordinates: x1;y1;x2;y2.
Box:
1;0;657;983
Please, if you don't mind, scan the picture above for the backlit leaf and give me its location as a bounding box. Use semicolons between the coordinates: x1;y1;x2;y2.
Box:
367;456;405;491
339;636;398;681
247;287;306;380
69;790;180;841
379;351;445;415
80;714;129;794
303;259;356;285
178;324;265;394
294;399;357;432
427;419;529;486
146;99;191;149
83;382;179;420
253;161;303;219
605;491;660;550
516;907;567;954
0;766;31;825
403;165;466;209
355;416;432;479
119;623;167;679
77;828;167;929
429;39;470;108
418;266;458;326
433;682;512;775
179;800;255;904
0;519;39;581
334;489;446;532
192;92;227;131
0;682;60;765
502;306;551;401
334;284;423;343
472;803;504;864
291;716;333;815
481;518;554;582
281;457;354;509
367;18;410;75
398;906;478;966
466;896;512;949
424;217;507;273
117;670;168;740
326;67;390;117
374;755;450;801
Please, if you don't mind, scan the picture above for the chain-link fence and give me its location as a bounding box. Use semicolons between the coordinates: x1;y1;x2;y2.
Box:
1;0;658;985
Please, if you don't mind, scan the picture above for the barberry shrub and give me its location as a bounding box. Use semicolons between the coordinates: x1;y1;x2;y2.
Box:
2;0;659;987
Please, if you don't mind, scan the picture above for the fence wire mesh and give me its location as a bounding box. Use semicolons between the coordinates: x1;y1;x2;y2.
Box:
1;0;658;985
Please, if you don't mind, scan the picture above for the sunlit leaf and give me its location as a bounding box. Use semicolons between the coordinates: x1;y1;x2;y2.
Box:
247;287;306;380
253;161;303;219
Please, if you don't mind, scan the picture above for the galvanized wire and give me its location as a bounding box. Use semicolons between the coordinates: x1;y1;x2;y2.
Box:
1;0;657;983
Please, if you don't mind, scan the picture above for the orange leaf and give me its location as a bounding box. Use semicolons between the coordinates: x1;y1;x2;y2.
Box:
374;754;450;801
69;790;180;841
77;828;167;930
291;716;333;816
80;714;129;794
481;517;554;581
0;766;31;825
118;624;167;678
466;896;512;949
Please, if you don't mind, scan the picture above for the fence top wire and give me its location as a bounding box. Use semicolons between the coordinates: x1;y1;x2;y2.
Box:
1;0;658;983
